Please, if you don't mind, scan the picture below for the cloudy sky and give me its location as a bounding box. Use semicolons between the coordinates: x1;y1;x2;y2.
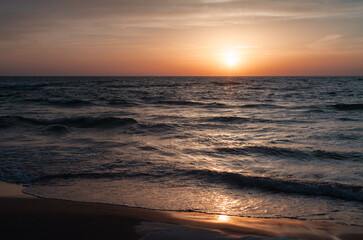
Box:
0;0;362;75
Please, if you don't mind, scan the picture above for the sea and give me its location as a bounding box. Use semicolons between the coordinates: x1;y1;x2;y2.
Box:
0;76;362;226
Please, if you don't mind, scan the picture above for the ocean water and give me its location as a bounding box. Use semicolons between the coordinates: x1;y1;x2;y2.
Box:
0;76;362;225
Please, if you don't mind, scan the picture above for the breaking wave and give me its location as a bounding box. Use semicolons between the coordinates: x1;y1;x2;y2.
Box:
216;146;362;161
26;169;363;202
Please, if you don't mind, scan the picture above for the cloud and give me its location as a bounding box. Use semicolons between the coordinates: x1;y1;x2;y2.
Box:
1;0;362;38
0;0;362;52
317;34;343;43
307;34;343;50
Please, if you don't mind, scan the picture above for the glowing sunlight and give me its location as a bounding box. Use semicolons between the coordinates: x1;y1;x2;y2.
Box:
222;50;239;67
217;215;230;222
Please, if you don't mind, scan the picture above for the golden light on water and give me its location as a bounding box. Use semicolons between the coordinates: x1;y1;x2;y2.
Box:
217;215;230;222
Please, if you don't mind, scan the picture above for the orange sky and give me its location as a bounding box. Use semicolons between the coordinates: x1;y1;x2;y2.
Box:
0;0;362;76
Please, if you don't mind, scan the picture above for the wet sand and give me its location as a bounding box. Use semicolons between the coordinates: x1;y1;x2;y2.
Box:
0;182;362;240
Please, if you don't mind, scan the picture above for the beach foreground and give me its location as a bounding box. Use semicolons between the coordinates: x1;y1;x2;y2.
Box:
0;182;362;240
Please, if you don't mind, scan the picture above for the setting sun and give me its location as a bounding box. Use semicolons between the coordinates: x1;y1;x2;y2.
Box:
217;215;230;222
223;51;239;67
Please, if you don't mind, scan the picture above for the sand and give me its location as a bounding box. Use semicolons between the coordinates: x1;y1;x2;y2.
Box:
0;182;362;240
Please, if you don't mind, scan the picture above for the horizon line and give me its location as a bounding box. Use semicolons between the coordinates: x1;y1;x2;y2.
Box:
1;75;362;78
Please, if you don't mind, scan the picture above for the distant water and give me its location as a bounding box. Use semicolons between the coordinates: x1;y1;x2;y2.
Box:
0;76;362;225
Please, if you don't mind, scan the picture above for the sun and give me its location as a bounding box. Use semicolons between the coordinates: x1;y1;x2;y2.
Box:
217;215;230;222
223;50;239;67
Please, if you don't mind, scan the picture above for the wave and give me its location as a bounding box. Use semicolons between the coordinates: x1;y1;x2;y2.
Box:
41;124;70;135
48;99;93;107
216;146;362;161
239;104;282;109
154;100;225;107
202;102;226;108
138;123;180;133
148;100;226;108
332;104;363;111
27;169;363;202
0;116;137;129
211;81;240;86
180;169;363;202
0;83;47;88
206;116;288;124
338;117;359;122
155;100;203;106
313;150;362;161
207;116;250;123
216;146;307;158
24;98;93;107
32;172;150;182
107;99;136;106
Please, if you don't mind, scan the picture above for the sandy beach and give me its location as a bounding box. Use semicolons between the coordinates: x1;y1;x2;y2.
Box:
0;182;362;240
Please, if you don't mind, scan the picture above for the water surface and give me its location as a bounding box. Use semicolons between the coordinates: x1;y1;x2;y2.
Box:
0;76;362;225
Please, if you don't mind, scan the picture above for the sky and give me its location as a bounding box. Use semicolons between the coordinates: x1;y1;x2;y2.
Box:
0;0;362;76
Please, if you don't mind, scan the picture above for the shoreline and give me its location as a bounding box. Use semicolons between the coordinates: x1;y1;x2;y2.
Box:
1;182;362;240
